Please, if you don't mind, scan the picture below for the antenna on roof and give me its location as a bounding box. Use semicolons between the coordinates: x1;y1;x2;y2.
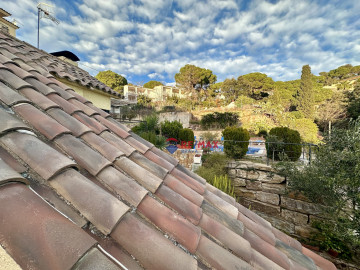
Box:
37;2;60;49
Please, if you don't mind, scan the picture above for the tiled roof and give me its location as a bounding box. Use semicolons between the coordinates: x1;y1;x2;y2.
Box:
0;31;337;270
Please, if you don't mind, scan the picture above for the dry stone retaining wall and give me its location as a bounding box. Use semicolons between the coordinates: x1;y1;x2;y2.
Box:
228;160;323;240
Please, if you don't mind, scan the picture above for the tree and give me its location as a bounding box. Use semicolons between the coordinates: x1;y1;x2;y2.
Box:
175;64;216;100
223;127;250;159
160;120;183;140
237;72;275;100
143;80;163;89
279;121;360;259
137;94;152;107
95;70;127;94
347;80;360;119
221;78;240;103
297;65;315;119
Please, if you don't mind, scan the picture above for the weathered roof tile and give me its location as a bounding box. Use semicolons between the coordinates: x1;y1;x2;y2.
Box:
129;151;169;179
20;87;59;110
0;183;97;270
50;169;129;235
0;159;28;186
0;108;31;135
14;103;70;140
100;131;136;156
94;115;130;139
47;93;83;114
144;149;175;171
124;136;149;154
73;112;108;134
0;132;76;180
0;146;27;173
71;248;122;270
171;167;205;194
0;81;30;106
111;213;198;270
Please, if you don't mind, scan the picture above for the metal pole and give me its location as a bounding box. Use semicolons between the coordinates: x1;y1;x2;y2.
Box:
37;8;40;49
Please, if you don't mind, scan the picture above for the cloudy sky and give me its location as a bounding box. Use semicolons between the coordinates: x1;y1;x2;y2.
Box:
6;0;360;85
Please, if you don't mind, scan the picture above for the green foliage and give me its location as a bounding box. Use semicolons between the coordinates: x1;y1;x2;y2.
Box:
201;131;218;141
139;132;167;149
238;72;275;100
211;175;234;197
266;127;302;161
95;70;127;94
175;64;216;100
222;78;241;103
200;112;239;130
328;64;359;79
137;94;152;107
347;80;360;119
143;80;163;89
235;95;256;108
258;129;268;137
289;118;319;143
160;120;183;140
196;153;230;181
178;128;194;148
297;65;315;119
277;121;360;259
223;126;250;159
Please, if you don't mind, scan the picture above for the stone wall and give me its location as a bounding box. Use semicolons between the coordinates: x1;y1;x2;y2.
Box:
165;148;196;169
228;160;323;240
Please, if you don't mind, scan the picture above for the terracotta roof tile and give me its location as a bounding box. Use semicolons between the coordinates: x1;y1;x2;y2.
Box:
124;136;150;154
30;180;87;227
206;182;236;205
111;213;198;270
94;115;130;139
236;201;272;230
54;134;111;176
199;213;252;262
128;131;154;148
0;108;31;135
171;167;205;194
273;227;303;252
97;166;148;206
114;157;163;193
66;89;89;104
144;149;175;171
156;184;203;225
0;145;27;173
0;183;97;270
204;190;238;219
47;83;77;100
151;146;179;166
100;131;136;156
164;174;204;206
20;87;59;110
175;163;207;185
71;248;122;270
106;118;131;132
86;102;110;118
138;195;201;253
0;132;76;180
302;247;336;270
0;159;28;186
81;132;124;161
129;151;169;179
50;169;129;235
47;108;92;137
0;81;30;106
13;103;71;140
47;93;82;114
4;62;37;80
251;249;285;270
196;235;252;270
73;112;108;134
69;98;99;116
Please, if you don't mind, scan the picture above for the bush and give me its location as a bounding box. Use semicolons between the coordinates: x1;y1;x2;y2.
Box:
178;128;194;148
266;127;302;161
161;120;183;140
201;131;218;141
258;129;268;137
200;112;239;130
196;153;230;180
223;126;250;159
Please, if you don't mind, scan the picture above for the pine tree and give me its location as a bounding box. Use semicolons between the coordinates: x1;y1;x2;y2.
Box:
298;65;314;119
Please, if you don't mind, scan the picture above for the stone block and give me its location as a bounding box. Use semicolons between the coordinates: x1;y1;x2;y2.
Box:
246;169;260;180
294;225;319;239
246;180;262;190
281;197;324;215
257;213;295;234
228;169;236;178
233;178;246;187
234;188;257;199
238;198;280;217
262;183;286;194
255;191;280;205
281;209;308;225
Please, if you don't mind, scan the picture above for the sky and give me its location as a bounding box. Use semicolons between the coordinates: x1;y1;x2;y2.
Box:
5;0;360;86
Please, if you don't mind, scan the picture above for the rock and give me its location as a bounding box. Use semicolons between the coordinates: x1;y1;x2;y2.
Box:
229;169;236;178
233;178;246;187
262;183;286;194
281;209;308;225
295;225;319;239
246;180;262;190
235;169;247;178
255;191;280;205
239;198;281;216
281;197;324;215
257;213;295;234
234;188;257;199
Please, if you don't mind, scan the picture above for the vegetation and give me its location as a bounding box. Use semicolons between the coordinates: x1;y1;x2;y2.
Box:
223;126;250;159
95;70;127;94
178;128;194;148
277;120;360;260
160;120;183;140
137;94;152;107
143;80;163;89
297;65;315;119
266;127;302;161
200;112;239;130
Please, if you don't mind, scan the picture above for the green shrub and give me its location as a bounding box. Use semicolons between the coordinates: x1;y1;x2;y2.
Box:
160;120;183;140
196;153;230;180
258;129;268;137
223;126;250;159
179;128;194;148
201;131;218;141
200;112;239;130
266;127;302;161
210;175;234;197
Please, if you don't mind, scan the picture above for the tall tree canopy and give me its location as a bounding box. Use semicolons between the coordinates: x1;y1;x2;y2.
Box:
95;70;127;94
237;72;275;100
175;64;217;99
221;78;241;103
297;65;314;119
143;80;163;89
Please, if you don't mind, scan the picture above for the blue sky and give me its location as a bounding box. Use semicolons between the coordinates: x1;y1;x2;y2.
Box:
6;0;360;85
